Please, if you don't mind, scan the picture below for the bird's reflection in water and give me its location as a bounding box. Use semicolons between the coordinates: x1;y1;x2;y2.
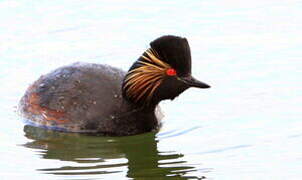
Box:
23;125;207;179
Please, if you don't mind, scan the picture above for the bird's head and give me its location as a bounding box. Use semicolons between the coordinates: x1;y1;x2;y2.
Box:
122;35;210;107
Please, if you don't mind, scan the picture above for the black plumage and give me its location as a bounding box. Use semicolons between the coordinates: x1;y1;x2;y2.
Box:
19;35;210;136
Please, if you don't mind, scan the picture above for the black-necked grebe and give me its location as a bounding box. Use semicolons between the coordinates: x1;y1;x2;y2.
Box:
19;35;210;136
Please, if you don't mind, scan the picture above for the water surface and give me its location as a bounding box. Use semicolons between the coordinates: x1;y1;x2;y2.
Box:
1;0;302;179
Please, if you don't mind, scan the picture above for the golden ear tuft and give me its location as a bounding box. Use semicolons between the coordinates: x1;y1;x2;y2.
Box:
124;48;171;104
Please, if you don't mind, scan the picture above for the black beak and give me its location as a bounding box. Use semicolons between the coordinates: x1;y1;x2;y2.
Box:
180;76;211;89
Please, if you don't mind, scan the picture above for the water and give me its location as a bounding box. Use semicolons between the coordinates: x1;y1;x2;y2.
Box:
1;0;302;179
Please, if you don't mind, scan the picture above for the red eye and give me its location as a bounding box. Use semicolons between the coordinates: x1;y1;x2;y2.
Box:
166;68;177;76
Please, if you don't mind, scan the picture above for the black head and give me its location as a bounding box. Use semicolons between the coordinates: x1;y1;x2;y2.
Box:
122;35;210;107
150;35;191;77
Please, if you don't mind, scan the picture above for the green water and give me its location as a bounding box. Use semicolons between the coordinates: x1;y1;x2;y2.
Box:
23;126;202;179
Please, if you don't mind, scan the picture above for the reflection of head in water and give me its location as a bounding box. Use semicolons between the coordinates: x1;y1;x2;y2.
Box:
23;125;206;179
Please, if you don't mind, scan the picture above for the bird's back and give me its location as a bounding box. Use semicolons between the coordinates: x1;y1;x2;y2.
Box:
19;62;128;133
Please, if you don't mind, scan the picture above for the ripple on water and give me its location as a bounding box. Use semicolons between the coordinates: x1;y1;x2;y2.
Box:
22;125;209;179
157;126;202;140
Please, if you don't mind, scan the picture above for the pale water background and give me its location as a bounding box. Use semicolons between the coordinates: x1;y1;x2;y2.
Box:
1;0;302;179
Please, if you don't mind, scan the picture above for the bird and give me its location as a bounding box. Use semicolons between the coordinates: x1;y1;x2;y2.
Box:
19;35;210;136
